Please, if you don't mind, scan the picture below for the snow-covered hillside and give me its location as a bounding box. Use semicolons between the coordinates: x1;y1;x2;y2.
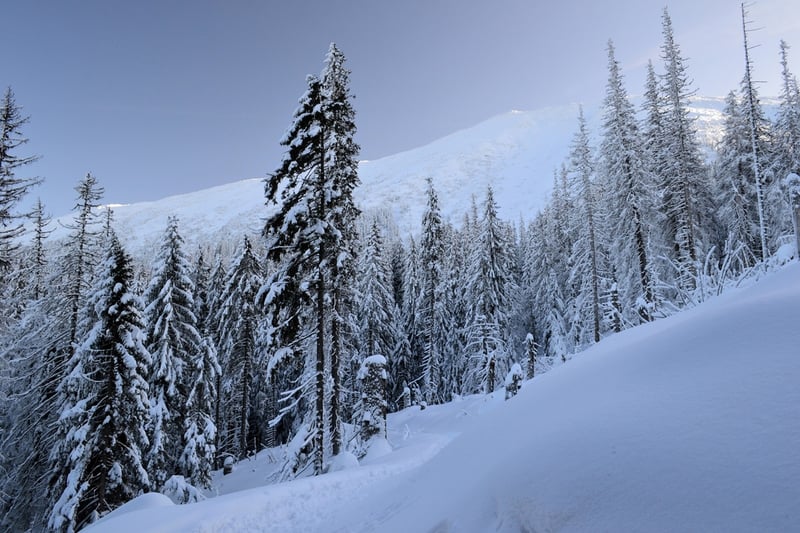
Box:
43;97;741;257
87;262;800;532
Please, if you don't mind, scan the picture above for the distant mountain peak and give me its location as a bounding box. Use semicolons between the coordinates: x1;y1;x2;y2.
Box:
42;98;744;257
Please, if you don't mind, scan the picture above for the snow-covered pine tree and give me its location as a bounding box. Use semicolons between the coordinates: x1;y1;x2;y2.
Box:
177;248;222;484
641;60;666;181
48;236;151;533
62;174;105;359
389;239;406;311
419;178;445;404
549;166;577;331
0;198;51;325
178;335;220;490
525;212;566;362
260;72;325;475
388;303;413;411
524;332;537;380
776;40;800;180
464;186;515;394
321;44;361;457
539;167;578;355
192;248;212;334
713;91;761;269
439;223;470;400
400;236;423;399
386;238;413;410
259;43;360;475
542;267;569;363
202;250;228;461
215;236;264;460
0;87;40;279
600;40;657;324
507;217;535;366
0;285;54;530
463;312;503;394
19;174;105;527
567;107;604;346
657;8;715;290
28;198;52;301
355;220;396;376
640;59;678;295
739;4;773;262
143;216;203;489
1;175;105;531
514;220;538;363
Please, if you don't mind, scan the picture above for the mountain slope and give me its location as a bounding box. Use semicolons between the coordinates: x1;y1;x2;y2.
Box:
42;97;742;256
87;262;800;532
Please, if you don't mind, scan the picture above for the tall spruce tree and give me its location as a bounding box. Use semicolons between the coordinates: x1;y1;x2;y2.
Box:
28;199;52;301
464;186;515;394
216;237;264;459
62;174;105;357
714;90;761;268
48;236;151;533
567;107;604;345
400;236;423;401
355;220;397;366
419;178;445;404
440;224;470;399
143;216;202;488
178;335;220;490
34;174;106;531
600;41;657;323
658;8;713;288
322;44;361;456
260;43;360;475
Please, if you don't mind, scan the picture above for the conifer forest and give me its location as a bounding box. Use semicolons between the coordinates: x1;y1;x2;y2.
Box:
2;7;800;532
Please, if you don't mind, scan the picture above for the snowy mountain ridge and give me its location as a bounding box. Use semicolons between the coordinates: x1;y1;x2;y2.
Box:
42;97;768;257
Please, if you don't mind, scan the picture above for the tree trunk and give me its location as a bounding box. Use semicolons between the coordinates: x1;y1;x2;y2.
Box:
329;286;342;456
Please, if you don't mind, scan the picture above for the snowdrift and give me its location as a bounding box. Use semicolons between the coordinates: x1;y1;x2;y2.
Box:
87;263;800;532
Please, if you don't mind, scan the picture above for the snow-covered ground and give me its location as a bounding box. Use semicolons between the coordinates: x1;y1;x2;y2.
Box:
87;262;800;532
39;97;746;260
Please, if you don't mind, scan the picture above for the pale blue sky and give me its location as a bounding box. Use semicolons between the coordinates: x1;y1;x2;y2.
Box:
4;0;800;216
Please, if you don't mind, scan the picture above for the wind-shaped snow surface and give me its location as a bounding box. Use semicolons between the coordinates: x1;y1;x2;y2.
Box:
87;263;800;532
41;98;745;259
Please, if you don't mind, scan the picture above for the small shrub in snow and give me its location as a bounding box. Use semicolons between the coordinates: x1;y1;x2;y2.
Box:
401;382;412;411
358;355;388;443
161;475;205;504
504;363;524;400
222;455;234;475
